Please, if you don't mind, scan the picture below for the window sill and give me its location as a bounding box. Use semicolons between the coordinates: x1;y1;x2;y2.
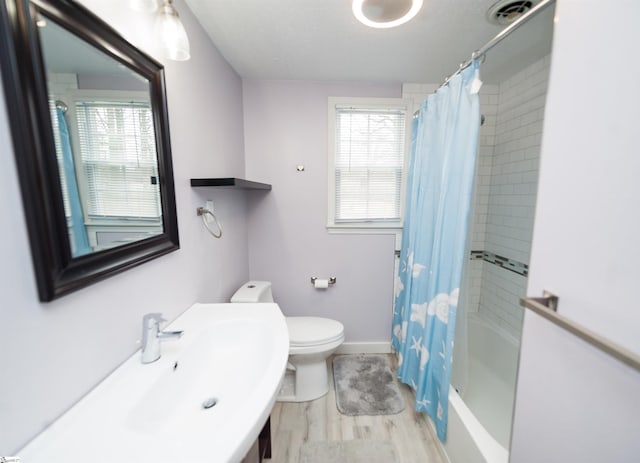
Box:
85;219;162;227
326;225;402;235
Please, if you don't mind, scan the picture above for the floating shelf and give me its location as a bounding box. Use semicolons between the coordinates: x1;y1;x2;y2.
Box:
190;178;272;190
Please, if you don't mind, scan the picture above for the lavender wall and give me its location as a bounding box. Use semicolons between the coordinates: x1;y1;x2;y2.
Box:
243;80;400;343
0;0;249;452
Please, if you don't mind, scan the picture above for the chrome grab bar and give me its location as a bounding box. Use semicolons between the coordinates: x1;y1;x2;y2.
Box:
521;291;640;373
524;290;559;312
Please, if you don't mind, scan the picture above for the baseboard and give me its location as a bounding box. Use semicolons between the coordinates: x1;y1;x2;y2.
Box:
336;342;392;354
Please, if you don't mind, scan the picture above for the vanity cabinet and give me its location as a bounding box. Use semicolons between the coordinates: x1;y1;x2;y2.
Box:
241;417;272;463
258;417;272;460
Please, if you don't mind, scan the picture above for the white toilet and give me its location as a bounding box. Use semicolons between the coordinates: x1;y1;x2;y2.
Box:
230;281;344;402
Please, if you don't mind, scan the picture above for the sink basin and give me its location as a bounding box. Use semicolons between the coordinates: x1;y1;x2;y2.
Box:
18;303;289;463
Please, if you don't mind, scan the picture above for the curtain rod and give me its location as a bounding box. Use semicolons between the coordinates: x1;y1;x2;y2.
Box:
439;0;556;89
55;100;68;113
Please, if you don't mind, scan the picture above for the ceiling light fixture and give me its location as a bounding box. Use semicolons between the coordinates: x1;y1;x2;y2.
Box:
156;0;191;61
130;0;159;13
352;0;424;29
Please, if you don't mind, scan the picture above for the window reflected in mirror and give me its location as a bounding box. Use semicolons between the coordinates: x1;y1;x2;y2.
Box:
39;15;163;257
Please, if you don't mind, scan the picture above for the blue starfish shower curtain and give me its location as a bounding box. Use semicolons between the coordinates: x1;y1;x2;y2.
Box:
56;108;92;257
392;61;481;441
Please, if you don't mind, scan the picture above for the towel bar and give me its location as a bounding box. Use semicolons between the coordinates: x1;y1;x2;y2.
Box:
521;292;640;373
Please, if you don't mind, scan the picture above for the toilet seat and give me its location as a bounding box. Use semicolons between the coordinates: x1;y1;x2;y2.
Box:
286;316;344;348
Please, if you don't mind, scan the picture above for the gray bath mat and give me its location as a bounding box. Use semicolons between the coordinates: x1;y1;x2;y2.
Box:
300;440;397;463
332;354;405;416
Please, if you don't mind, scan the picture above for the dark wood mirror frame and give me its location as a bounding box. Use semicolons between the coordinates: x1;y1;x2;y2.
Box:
0;0;179;301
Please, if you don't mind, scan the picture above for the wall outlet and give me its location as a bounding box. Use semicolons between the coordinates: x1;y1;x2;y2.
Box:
205;200;214;223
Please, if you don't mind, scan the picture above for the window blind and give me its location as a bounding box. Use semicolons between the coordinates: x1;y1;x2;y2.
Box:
75;101;161;220
334;107;406;223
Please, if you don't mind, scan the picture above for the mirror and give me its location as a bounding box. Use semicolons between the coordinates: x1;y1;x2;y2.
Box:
41;17;163;257
0;0;179;301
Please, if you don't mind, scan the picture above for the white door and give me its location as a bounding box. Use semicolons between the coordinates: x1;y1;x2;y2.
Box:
509;1;640;462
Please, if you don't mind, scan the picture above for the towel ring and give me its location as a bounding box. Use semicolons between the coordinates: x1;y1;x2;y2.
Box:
196;207;222;239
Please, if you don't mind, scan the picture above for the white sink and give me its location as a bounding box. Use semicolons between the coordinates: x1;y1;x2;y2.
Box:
19;303;289;463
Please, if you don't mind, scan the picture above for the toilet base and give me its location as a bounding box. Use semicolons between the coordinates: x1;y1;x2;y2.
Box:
277;358;330;402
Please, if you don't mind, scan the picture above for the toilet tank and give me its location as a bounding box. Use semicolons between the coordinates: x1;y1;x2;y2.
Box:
230;281;274;303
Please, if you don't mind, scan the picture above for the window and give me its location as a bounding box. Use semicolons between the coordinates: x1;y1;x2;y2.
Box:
328;97;411;231
74;99;161;221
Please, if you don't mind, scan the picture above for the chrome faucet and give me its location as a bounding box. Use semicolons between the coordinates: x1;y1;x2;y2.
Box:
141;313;183;364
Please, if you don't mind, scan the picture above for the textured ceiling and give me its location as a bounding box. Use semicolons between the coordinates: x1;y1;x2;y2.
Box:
184;0;554;84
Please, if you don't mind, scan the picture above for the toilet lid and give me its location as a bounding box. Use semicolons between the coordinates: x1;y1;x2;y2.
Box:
286;317;344;347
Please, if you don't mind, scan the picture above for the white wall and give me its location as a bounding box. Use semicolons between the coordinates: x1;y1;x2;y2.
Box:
510;0;640;461
524;0;640;355
243;80;399;343
0;0;249;453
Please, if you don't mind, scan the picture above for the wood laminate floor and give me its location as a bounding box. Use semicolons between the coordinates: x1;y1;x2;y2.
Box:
267;354;447;463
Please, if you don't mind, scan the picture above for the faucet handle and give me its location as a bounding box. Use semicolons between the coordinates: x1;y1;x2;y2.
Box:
141;313;166;352
143;312;166;327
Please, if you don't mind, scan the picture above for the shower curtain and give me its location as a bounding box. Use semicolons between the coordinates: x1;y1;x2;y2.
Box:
392;61;481;441
56;108;92;257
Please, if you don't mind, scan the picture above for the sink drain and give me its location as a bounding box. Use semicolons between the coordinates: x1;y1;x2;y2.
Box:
202;397;217;409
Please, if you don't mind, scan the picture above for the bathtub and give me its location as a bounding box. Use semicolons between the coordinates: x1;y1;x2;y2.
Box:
441;313;520;463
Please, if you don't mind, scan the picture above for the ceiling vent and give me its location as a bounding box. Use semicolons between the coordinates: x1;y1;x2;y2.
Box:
486;0;538;25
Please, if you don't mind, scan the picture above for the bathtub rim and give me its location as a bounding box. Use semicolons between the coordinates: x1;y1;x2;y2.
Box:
445;311;520;463
447;384;509;463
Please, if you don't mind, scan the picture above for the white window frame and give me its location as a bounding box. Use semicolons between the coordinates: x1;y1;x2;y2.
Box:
65;89;162;226
59;90;163;249
327;97;412;234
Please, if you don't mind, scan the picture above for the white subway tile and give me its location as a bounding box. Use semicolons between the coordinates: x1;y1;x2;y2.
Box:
465;55;550;339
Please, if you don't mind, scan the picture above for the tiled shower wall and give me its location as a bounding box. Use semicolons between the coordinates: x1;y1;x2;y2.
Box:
467;83;499;315
402;54;551;340
477;55;550;338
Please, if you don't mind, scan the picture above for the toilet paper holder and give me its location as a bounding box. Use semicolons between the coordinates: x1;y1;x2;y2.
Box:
310;276;336;286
